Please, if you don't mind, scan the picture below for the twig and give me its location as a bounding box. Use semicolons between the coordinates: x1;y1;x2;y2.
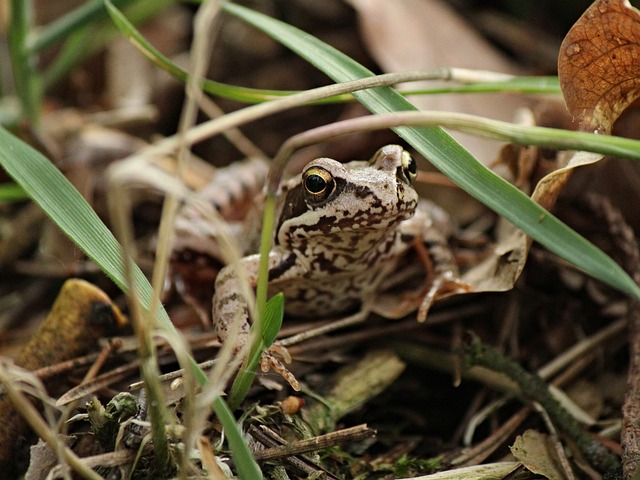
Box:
252;424;376;461
623;306;640;480
57;359;141;406
249;424;341;479
582;194;640;480
464;334;619;473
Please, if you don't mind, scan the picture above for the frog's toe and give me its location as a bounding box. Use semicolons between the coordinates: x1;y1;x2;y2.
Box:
260;346;300;391
417;272;472;322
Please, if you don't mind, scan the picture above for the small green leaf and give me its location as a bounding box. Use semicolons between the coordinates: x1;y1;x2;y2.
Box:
262;292;284;348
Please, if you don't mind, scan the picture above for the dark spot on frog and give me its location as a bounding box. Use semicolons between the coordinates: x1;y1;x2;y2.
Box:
309;250;340;274
269;253;297;280
353;184;373;199
218;292;240;308
400;233;415;243
240;179;253;195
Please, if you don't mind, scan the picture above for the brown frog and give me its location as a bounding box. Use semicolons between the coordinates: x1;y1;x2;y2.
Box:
211;145;465;353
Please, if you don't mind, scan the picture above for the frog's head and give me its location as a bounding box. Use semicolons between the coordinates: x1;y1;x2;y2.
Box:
276;145;419;245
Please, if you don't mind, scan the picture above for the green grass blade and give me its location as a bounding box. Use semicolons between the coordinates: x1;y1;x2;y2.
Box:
0;127;261;479
105;0;293;103
106;1;557;106
29;0;138;53
9;0;42;124
0;183;28;202
0;127;146;298
402;75;560;95
222;3;640;301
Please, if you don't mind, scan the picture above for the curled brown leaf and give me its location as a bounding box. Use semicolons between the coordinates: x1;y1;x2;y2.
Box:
558;0;640;133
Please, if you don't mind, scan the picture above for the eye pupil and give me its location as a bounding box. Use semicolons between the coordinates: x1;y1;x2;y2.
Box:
407;157;417;175
400;151;417;183
305;174;326;193
303;166;336;203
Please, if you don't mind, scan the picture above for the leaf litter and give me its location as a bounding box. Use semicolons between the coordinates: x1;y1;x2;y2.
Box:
2;0;640;478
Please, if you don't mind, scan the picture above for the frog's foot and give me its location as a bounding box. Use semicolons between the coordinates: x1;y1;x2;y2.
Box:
259;344;300;391
417;271;472;323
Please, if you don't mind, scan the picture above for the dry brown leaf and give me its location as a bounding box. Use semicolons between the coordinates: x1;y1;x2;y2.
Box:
510;430;569;480
558;0;640;133
536;0;640;207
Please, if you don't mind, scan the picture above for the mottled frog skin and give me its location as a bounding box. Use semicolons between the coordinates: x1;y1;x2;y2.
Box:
212;145;459;347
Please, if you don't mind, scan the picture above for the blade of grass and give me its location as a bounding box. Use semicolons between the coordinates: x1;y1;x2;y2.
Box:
223;3;640;301
0;183;28;202
401;75;560;96
28;0;139;53
42;0;175;90
0;126;261;480
278;111;640;162
8;0;41;124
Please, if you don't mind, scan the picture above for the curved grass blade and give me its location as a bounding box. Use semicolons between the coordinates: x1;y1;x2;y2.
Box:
9;0;41;124
106;0;293;104
222;3;640;301
0;127;262;480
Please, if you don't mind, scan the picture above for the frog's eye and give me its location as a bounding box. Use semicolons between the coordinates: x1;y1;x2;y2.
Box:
400;151;417;184
303;166;335;203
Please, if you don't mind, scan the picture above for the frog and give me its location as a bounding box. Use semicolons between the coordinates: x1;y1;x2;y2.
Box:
211;145;467;362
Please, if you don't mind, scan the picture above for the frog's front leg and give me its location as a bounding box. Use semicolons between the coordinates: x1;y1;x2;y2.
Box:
213;250;298;346
212;249;304;388
212;255;257;349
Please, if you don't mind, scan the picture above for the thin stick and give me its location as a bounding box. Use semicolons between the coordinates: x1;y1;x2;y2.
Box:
251;424;375;461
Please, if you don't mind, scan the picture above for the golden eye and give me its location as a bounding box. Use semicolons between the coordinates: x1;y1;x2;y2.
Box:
303;166;335;203
401;151;417;184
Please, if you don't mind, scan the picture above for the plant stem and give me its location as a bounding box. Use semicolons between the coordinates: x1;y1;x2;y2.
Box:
9;0;41;125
